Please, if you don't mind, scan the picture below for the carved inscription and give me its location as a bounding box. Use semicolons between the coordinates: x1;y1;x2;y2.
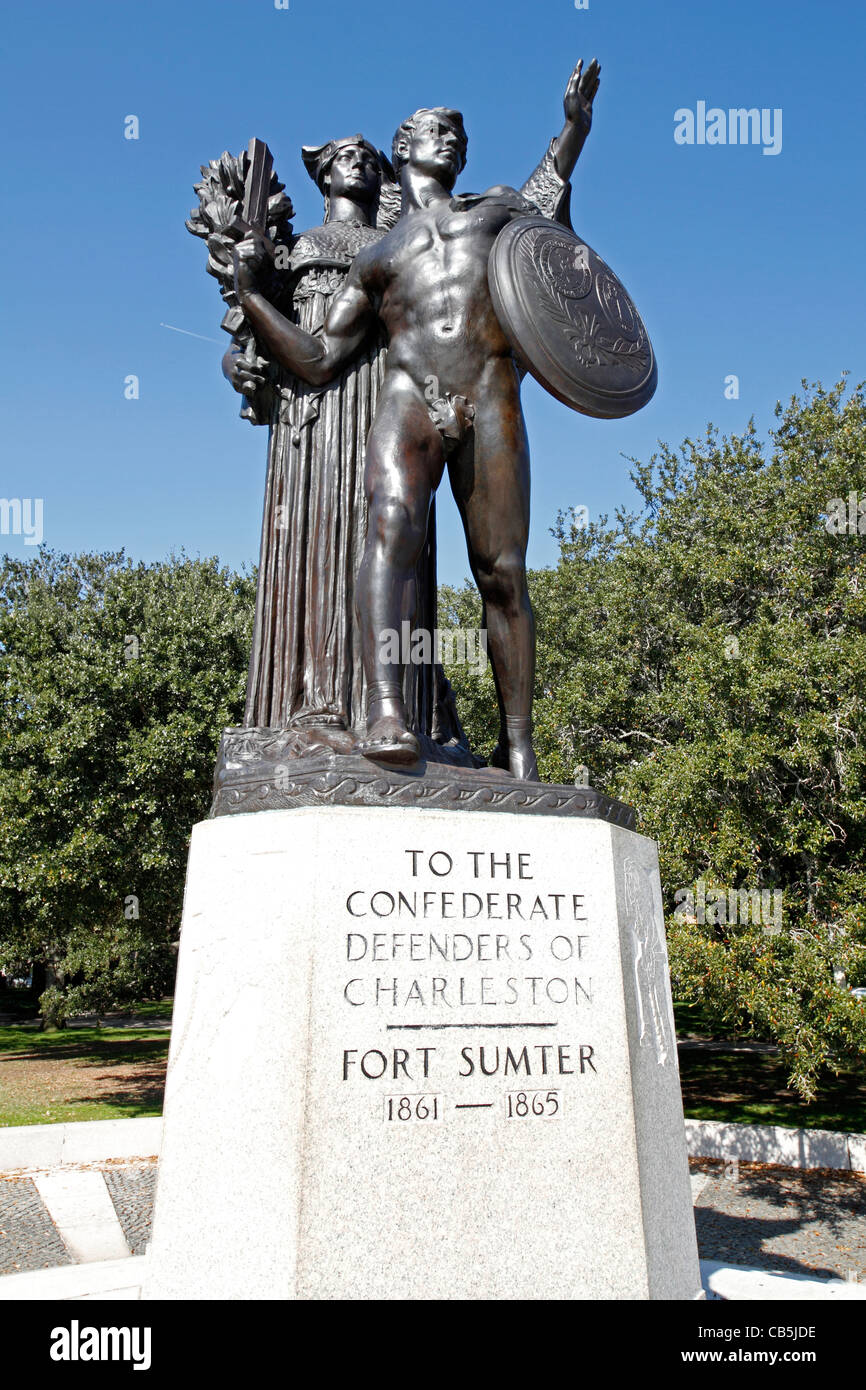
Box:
338;845;598;1119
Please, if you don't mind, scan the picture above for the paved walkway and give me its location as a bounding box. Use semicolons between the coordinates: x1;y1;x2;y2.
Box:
691;1159;866;1282
0;1014;171;1030
1;1156;864;1283
0;1160;156;1274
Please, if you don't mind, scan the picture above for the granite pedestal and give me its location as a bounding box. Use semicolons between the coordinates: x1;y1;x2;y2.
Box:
144;803;701;1300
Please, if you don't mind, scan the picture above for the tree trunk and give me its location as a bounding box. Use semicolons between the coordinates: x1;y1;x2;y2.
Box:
38;958;67;1031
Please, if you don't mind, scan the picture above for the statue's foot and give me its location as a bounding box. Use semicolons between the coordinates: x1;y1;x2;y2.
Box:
359;717;421;766
507;741;539;782
490;717;538;780
288;725;356;757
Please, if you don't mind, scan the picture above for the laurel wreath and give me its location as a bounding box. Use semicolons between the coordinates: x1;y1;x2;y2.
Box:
186;150;295;423
186;150;294;341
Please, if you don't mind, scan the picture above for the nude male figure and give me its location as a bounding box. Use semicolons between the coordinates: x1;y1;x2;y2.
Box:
235;59;601;780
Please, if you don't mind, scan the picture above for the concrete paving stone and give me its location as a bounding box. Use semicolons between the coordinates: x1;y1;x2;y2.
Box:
33;1171;130;1262
0;1177;70;1274
71;1285;142;1299
849;1134;866;1173
0;1126;64;1172
104;1166;157;1256
0;1117;161;1172
685;1119;853;1170
4;1153;866;1292
61;1117;162;1165
701;1259;866;1301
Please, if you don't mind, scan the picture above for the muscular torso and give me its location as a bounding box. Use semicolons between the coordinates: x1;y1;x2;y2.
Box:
360;198;518;399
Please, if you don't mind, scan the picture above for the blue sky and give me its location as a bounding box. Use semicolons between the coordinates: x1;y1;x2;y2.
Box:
2;0;864;585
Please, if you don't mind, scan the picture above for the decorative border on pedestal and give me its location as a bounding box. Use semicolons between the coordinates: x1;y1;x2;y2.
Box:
210;729;636;828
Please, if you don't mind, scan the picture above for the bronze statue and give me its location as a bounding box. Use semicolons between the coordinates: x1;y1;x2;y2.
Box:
233;61;604;781
189;59;656;818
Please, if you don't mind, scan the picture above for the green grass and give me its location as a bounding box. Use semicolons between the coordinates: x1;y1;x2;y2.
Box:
673;999;769;1042
0;994;173;1023
0;1095;165;1127
0;1024;169;1055
114;999;173;1021
673;999;866;1129
678;1046;866;1132
0;1023;169;1127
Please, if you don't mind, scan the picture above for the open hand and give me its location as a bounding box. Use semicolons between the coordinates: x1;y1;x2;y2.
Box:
563;58;601;136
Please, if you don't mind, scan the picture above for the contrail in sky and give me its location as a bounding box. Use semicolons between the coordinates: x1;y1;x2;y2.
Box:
160;322;220;343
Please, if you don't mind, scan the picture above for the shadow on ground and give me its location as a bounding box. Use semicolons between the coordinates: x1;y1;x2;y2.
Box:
693;1161;866;1281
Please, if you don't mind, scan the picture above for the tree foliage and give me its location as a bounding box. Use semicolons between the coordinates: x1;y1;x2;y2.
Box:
442;380;866;1099
0;550;254;1025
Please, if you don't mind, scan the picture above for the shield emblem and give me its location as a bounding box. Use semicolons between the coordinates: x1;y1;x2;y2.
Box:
489;217;657;419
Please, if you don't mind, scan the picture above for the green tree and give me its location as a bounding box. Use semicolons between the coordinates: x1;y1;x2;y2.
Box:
0;550;254;1026
442;379;866;1099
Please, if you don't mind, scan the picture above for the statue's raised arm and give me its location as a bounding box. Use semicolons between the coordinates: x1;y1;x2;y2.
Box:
520;58;601;226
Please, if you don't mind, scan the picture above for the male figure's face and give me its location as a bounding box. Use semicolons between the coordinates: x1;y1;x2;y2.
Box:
404;114;464;189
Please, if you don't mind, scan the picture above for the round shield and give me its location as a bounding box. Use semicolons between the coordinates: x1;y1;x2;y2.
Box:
489;217;657;419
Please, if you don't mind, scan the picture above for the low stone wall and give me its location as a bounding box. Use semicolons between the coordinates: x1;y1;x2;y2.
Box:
0;1117;163;1172
685;1119;866;1173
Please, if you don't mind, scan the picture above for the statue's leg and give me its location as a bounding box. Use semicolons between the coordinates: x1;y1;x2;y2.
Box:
449;381;538;781
356;376;445;764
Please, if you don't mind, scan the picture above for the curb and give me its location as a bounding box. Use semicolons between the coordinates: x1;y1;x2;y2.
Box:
700;1259;866;1302
0;1255;147;1301
1;1254;863;1302
685;1119;866;1173
0;1117;163;1172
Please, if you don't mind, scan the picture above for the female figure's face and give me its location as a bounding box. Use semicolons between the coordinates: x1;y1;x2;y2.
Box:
327;144;381;207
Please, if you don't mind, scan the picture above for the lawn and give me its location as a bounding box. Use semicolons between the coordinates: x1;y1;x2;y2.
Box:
678;1048;866;1132
674;1000;866;1132
0;1002;171;1127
